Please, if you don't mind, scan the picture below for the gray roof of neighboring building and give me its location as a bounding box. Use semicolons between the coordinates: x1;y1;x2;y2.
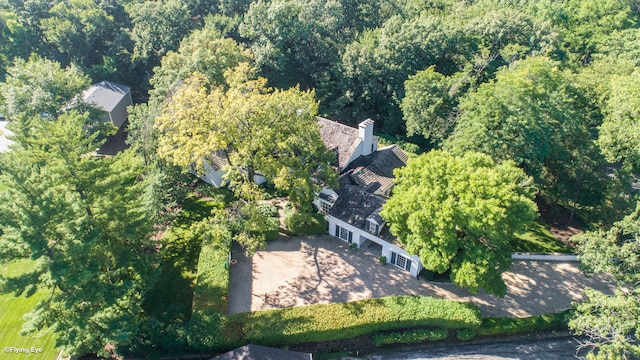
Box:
328;185;386;231
210;344;312;360
317;117;361;170
342;145;408;197
83;81;131;113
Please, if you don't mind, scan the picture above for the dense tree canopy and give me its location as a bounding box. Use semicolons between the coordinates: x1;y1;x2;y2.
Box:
444;56;609;219
0;112;160;357
570;203;640;359
598;71;640;170
1;0;640;356
154;64;336;206
380;150;537;296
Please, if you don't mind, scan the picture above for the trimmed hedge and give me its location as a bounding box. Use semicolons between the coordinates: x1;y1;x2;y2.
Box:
284;209;327;235
187;237;231;350
374;328;448;346
456;328;477;340
478;310;573;336
222;296;481;348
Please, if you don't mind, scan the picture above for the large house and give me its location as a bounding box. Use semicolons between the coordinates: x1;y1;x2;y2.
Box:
315;118;424;277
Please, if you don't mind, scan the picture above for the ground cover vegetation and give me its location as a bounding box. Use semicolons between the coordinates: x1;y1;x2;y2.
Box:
1;0;640;357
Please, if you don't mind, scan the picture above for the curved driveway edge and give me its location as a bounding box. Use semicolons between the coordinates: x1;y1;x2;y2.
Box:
227;236;614;317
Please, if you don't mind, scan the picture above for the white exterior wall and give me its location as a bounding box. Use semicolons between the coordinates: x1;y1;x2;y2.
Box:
198;162;225;187
199;163;267;188
327;216;423;277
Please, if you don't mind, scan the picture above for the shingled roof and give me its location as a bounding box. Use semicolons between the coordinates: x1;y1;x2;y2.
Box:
343;145;408;197
83;81;131;113
328;185;386;230
317;117;361;170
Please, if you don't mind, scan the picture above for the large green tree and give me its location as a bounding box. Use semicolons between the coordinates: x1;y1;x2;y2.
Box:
400;66;464;146
154;64;336;207
0;111;159;357
445;56;607;219
380;150;537;296
0;56;91;140
570;202;640;359
598;71;640;170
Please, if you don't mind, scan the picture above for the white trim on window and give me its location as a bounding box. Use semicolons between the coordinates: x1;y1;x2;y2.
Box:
319;200;332;214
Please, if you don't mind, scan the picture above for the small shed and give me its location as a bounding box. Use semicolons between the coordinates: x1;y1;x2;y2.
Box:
83;81;132;129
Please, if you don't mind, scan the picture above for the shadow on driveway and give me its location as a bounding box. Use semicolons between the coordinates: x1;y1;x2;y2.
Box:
227;235;614;317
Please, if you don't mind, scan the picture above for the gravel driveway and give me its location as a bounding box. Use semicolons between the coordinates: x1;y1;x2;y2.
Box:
227;235;614;317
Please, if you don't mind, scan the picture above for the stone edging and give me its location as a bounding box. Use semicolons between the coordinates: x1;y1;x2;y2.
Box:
511;253;578;261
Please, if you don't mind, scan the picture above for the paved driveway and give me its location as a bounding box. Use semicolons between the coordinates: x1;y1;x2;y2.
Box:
227;236;614;317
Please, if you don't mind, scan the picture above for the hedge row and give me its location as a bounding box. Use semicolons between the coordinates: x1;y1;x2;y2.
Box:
221;296;481;348
374;328;449;346
187;238;231;350
478;310;573;336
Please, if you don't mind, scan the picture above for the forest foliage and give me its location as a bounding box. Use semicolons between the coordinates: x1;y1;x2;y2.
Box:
1;0;640;358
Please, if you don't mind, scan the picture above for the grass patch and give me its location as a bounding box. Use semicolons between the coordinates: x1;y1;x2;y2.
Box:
512;220;575;253
0;183;8;192
0;260;59;359
283;208;327;235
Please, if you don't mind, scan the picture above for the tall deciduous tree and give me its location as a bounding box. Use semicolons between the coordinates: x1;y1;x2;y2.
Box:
380;150;537;296
445;56;606;219
570;202;640;359
401;66;463;146
0;56;90;140
598;71;640;170
0;111;159;357
155;64;336;207
148;25;253;102
127;0;193;69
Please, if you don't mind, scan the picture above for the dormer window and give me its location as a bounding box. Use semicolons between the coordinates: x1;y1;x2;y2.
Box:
368;220;378;234
319;200;332;214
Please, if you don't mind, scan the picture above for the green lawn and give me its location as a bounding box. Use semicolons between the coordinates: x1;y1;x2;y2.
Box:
0;183;8;192
0;260;59;359
512;219;575;253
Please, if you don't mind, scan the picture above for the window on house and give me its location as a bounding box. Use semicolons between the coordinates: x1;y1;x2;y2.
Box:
337;226;352;243
319;200;332;214
391;252;412;271
368;220;378;234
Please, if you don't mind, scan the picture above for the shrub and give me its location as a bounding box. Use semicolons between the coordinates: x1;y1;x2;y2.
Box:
283;209;327;235
223;296;481;348
478;310;572;336
456;328;477;340
263;217;280;241
374;328;448;346
187;231;231;351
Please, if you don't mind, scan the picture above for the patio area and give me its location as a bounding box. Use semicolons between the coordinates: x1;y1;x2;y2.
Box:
227;235;615;318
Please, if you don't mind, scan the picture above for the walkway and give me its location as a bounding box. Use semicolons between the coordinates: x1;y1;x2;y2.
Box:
227;236;614;317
